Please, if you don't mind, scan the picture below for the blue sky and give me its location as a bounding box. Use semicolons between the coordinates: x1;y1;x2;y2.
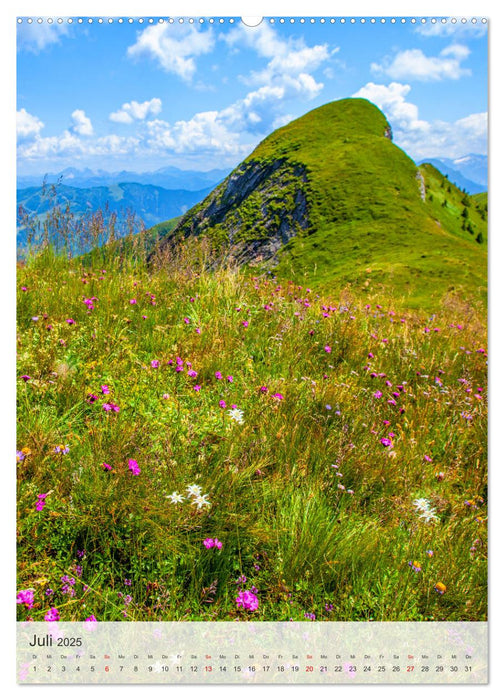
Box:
16;16;488;175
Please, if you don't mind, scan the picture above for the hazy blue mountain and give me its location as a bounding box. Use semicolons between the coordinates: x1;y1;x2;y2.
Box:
417;154;487;194
17;181;212;248
16;166;230;192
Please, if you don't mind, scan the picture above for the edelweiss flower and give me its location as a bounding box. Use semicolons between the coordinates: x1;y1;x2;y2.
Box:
228;408;244;424
186;484;202;497
412;498;431;511
192;494;211;510
167;491;184;504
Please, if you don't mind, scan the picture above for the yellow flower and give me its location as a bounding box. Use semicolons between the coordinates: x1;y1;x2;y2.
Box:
434;581;447;595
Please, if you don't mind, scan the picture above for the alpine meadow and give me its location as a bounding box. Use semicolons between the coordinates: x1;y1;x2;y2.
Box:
16;20;487;625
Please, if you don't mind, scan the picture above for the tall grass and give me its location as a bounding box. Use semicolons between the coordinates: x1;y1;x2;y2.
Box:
16;233;487;622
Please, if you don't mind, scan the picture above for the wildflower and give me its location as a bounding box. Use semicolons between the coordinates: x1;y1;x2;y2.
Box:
54;444;70;454
20;375;31;382
183;317;190;324
242;321;249;328
324;345;331;353
103;462;112;471
166;491;184;504
219;400;227;409
66;319;75;325
130;299;137;304
203;538;222;549
44;607;60;621
128;459;141;476
373;390;382;399
192;494;211;510
103;402;120;412
380;437;392;447
215;371;223;380
193;385;201;392
304;612;316;620
434;582;447;595
408;560;422;573
31;317;39;322
16;450;26;463
36;493;48;512
271;392;284;401
424;455;433;462
236;575;247;585
419;508;439;523
151;360;160;369
87;393;98;404
227;375;234;383
100;385;110;394
84;615;98;631
260;386;268;393
186;484;202;497
187;369;198;378
413;498;431;511
124;579;132;586
426;550;434;558
228;407;244;424
17;589;35;609
236;590;259;611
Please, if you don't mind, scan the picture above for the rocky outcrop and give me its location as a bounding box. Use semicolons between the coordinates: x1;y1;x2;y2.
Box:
154;158;310;265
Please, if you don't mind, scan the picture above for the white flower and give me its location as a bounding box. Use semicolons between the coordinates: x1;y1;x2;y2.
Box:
166;491;184;504
186;484;202;497
228;408;244;424
192;494;211;509
413;498;431;511
419;508;439;523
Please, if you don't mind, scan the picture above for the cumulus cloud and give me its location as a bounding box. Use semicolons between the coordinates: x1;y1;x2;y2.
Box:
70;109;93;136
352;82;487;159
17;109;44;141
110;98;163;124
414;20;488;39
371;44;471;81
127;24;214;81
17;21;70;53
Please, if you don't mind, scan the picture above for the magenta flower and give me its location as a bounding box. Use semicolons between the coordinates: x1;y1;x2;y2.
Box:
215;371;222;380
103;402;120;412
373;390;382;399
380;437;392;447
272;393;284;401
151;360;160;369
44;607;60;622
227;375;233;383
260;386;268;393
66;319;75;325
84;615;98;631
324;345;331;353
424;455;433;462
87;393;98;403
236;590;259;611
203;538;214;549
219;400;226;408
101;385;110;394
103;462;112;471
128;459;141;476
20;375;31;382
130;299;137;304
242;321;249;328
184;317;190;324
194;385;201;392
17;589;35;609
188;369;198;378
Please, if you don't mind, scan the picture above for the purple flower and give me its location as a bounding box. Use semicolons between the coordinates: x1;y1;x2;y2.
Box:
188;369;198;378
424;455;433;462
103;462;112;471
20;375;31;382
236;590;259;611
87;393;98;404
128;459;141;476
227;375;233;383
130;299;137;304
17;589;35;609
324;345;331;353
193;385;201;392
272;393;284;401
373;390;382;399
151;360;160;369
101;385;110;394
215;371;223;380
66;319;75;325
103;402;120;412
84;615;98;631
380;437;392;447
44;607;60;621
219;400;226;408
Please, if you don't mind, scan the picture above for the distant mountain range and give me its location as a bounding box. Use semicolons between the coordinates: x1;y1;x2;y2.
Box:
17;165;231;192
17;181;214;249
416;154;487;194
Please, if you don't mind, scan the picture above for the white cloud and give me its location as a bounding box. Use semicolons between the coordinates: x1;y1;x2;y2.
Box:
110;98;162;124
17;109;44;141
70;109;93;136
352;82;487;160
371;44;471;81
17;21;70;53
415;20;488;39
127;24;214;81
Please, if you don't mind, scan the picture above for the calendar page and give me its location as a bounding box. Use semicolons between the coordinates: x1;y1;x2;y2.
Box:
15;10;488;685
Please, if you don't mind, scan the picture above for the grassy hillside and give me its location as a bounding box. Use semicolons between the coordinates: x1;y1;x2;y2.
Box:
155;99;486;310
